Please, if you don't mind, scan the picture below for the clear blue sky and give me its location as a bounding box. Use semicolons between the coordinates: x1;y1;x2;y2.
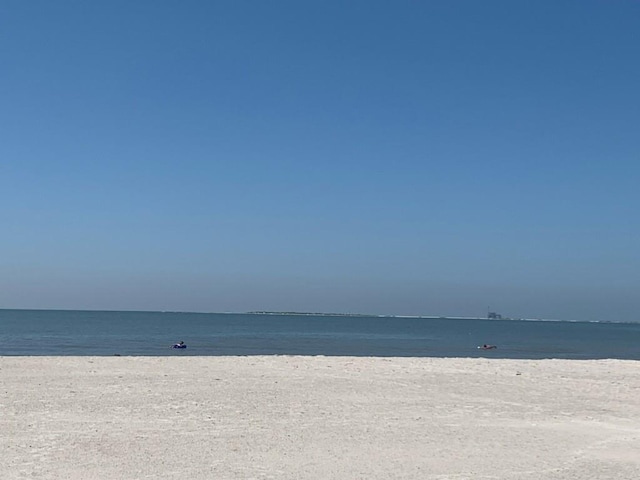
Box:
1;1;638;321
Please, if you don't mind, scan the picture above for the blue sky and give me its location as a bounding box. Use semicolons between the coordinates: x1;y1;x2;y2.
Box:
1;1;639;321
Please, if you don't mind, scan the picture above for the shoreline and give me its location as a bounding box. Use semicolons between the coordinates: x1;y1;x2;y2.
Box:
2;356;639;479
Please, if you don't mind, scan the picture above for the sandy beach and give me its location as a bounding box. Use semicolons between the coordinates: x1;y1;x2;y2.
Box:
2;356;639;479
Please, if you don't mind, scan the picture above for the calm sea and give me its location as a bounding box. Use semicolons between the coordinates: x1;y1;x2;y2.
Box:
0;309;639;359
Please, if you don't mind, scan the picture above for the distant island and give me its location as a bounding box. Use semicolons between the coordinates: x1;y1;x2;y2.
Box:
248;310;521;320
248;311;373;317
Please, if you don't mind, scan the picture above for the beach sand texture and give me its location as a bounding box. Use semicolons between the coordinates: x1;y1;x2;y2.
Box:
2;356;639;479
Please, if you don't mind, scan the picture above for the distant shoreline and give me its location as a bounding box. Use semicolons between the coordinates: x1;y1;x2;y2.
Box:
0;307;634;324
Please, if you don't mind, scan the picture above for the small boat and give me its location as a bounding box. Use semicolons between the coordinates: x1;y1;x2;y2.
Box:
478;344;497;350
172;342;187;349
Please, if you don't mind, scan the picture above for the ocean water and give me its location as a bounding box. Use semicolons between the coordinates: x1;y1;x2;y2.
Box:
0;309;639;359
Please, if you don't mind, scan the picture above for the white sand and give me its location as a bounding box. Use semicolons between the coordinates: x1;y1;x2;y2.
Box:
1;356;639;479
